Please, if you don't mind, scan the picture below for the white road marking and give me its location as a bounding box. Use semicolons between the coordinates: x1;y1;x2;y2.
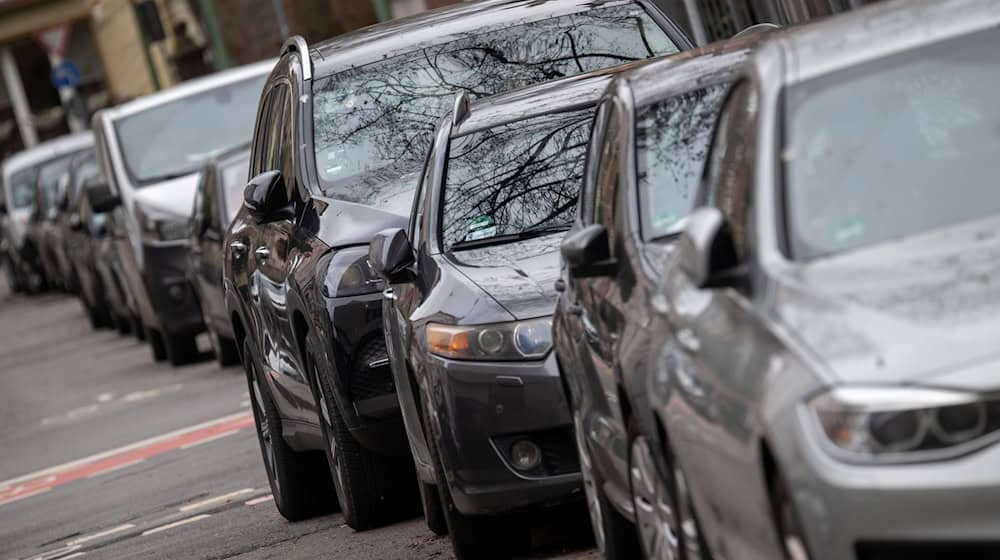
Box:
121;384;183;403
55;552;84;560
244;495;273;506
26;544;81;560
179;488;255;512
178;429;239;450
239;399;251;408
2;486;51;505
141;514;210;536
84;458;145;479
96;393;114;403
67;523;135;545
1;411;252;489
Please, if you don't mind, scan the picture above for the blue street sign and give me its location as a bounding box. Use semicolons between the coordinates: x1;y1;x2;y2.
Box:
51;61;81;89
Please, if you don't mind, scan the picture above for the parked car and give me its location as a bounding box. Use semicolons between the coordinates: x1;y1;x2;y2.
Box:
52;149;99;297
1;132;93;293
91;199;139;336
188;145;250;366
371;64;641;556
65;153;115;329
552;33;771;560
225;0;690;530
89;61;271;365
643;1;1000;559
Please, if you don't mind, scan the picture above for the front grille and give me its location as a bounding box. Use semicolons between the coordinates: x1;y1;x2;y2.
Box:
349;337;395;401
857;542;1000;560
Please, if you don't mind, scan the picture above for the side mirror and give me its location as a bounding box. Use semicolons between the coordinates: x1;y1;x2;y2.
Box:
561;224;616;278
69;213;83;231
369;228;416;283
677;207;745;289
243;171;287;219
85;178;121;213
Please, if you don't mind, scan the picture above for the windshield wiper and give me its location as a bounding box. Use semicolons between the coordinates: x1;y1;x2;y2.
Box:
449;222;572;252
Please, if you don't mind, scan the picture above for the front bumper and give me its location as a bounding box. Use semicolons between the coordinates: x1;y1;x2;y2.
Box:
781;408;1000;560
140;242;203;336
428;352;581;516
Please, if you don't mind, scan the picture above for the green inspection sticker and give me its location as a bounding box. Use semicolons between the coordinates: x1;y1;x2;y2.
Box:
652;211;678;230
469;215;492;231
834;219;865;243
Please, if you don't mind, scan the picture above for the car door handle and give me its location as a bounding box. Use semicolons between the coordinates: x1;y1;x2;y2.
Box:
229;241;247;254
676;328;701;353
255;247;270;259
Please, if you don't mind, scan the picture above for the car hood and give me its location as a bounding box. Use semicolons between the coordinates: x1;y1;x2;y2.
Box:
311;171;417;249
772;218;1000;389
446;233;562;321
131;173;200;218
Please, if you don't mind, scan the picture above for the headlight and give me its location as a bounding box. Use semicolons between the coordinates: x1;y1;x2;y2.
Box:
135;203;188;242
322;246;383;298
426;317;553;361
807;387;1000;463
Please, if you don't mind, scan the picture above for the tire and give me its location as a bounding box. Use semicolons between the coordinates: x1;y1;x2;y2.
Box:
310;352;420;530
419;479;449;536
132;316;146;341
771;471;812;560
164;332;199;367
574;410;640;559
114;314;133;335
148;328;168;362
420;384;527;560
244;340;335;521
629;421;712;560
208;324;240;367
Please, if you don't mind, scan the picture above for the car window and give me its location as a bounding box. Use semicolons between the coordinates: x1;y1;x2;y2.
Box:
221;154;251;224
264;85;289;175
636;83;729;240
704;80;757;259
784;28;1000;259
580;101;610;223
114;74;265;185
69;152;99;206
36;153;78;214
201;166;219;230
8;165;41;209
594;104;623;255
441;108;593;251
312;2;678;207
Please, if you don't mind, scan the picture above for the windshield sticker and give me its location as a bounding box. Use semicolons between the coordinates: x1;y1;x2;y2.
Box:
469;215;492;231
466;225;497;241
833;219;865;243
652;211;679;231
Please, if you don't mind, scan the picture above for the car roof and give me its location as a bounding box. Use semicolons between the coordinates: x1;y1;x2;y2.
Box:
309;0;675;77
623;30;776;107
1;132;94;178
94;60;275;123
759;0;999;85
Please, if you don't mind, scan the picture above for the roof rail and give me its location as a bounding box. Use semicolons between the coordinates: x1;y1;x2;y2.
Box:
281;36;313;81
452;91;471;125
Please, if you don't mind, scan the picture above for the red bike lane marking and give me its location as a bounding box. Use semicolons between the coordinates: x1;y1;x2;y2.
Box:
0;413;254;507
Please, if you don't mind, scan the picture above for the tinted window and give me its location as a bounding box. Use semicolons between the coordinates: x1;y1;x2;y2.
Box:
9;165;40;209
636;84;729;239
115;75;265;185
36;154;77;213
441;108;593;251
221;154;251;223
705;81;756;259
70;153;100;204
313;2;677;206
785;29;1000;259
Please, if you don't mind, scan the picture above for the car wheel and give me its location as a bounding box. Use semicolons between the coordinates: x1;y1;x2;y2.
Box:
420;383;526;559
147;328;168;362
310;353;419;530
772;472;812;560
208;324;240;367
630;433;682;560
419;478;448;536
574;411;639;559
165;332;199;366
114;313;132;335
244;340;335;521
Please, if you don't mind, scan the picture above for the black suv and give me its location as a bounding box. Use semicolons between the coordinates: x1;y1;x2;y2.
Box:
224;0;689;529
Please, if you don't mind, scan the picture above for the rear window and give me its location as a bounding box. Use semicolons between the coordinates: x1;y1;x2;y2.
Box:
312;2;678;207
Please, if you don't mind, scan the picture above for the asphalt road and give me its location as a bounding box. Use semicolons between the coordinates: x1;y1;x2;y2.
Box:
0;280;598;560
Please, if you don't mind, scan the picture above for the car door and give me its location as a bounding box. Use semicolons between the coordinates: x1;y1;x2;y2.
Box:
252;82;316;421
197;163;227;330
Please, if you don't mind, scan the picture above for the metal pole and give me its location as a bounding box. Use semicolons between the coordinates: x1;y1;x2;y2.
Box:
0;47;38;147
271;0;289;40
198;0;230;70
371;0;391;22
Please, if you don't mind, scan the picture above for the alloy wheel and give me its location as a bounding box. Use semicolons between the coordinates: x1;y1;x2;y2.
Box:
574;412;607;554
315;370;348;513
251;374;279;497
630;435;681;560
673;461;707;559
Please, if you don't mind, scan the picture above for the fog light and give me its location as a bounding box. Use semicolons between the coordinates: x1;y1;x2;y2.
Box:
509;439;541;471
167;284;185;302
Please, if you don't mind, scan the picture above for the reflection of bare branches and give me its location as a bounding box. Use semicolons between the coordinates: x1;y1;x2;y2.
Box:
442;109;593;247
312;4;678;206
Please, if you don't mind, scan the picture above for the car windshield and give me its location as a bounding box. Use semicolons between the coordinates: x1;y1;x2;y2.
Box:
115;75;265;185
636;83;729;239
442;108;593;251
71;154;100;203
312;2;677;206
784;28;1000;259
221;154;251;222
8;165;40;209
36;153;77;212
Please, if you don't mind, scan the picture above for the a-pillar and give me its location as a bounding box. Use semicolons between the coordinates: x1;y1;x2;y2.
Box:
0;46;38;148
